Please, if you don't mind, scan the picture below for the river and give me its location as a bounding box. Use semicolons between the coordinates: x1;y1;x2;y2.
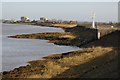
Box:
2;23;79;71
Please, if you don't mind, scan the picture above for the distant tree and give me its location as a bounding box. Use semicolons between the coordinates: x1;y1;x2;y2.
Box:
109;21;113;25
31;20;37;23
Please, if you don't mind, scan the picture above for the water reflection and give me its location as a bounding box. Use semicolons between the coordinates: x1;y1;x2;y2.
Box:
2;24;79;71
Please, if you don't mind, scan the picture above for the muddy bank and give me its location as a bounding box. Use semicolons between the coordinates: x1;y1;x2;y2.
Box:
8;26;99;47
2;47;118;78
8;25;116;47
36;23;77;28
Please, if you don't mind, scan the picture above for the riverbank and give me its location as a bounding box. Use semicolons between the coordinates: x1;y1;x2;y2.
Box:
2;23;80;72
8;25;116;47
2;24;119;79
2;47;118;78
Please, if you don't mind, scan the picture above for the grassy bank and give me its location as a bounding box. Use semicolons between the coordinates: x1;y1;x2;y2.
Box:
2;24;119;79
2;47;118;78
8;26;99;47
8;25;116;47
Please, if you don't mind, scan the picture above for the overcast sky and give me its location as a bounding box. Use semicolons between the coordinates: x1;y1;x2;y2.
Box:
1;2;118;22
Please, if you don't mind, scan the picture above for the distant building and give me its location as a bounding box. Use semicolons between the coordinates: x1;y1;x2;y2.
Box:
21;16;30;22
40;17;48;22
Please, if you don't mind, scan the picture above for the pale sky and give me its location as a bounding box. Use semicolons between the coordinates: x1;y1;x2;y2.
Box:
2;2;118;22
1;0;119;22
1;0;120;2
118;2;120;22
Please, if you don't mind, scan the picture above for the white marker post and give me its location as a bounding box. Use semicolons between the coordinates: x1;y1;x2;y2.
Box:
92;13;96;28
98;32;100;39
111;26;114;28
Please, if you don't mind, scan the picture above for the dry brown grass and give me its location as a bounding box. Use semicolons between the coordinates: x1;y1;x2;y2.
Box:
58;47;113;66
2;47;118;78
29;47;115;78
